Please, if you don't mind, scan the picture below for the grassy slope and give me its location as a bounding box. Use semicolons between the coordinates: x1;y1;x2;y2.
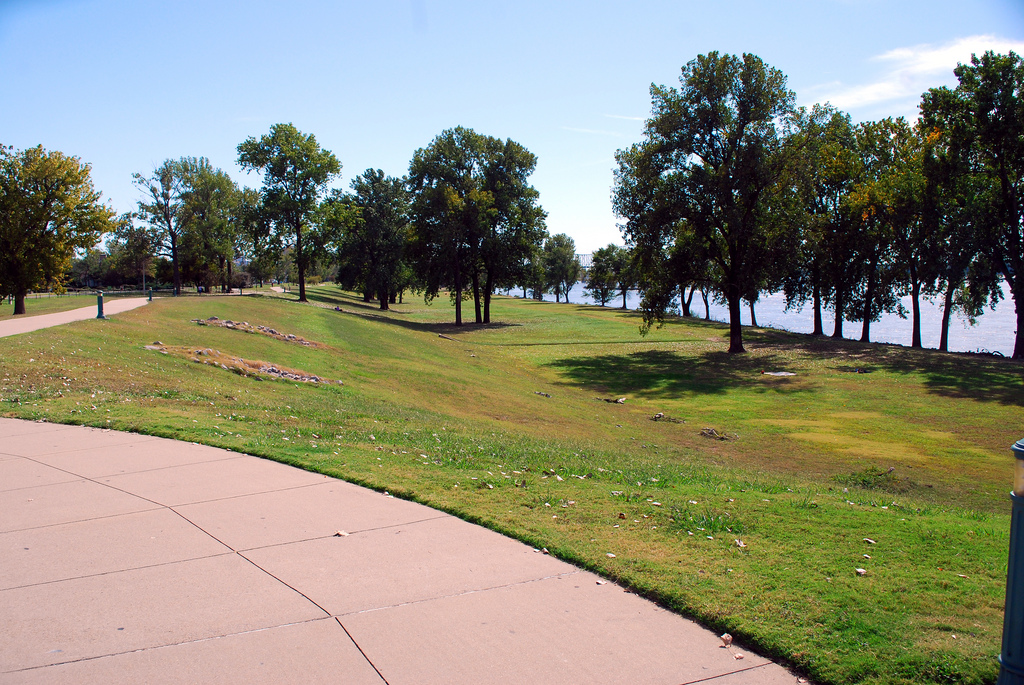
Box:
1;286;1019;685
0;293;98;320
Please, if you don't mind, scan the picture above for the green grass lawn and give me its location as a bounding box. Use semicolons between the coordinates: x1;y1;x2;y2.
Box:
0;293;99;320
1;284;1019;685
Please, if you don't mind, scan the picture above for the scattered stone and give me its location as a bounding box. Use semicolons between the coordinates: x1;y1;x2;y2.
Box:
701;427;736;440
720;633;733;647
856;568;868;576
535;391;552;398
192;317;319;346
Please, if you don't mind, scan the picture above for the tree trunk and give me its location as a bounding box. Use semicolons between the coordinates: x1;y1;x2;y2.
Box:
911;277;922;348
295;219;307;302
832;292;844;338
621;288;627;309
170;233;181;296
363;291;372;302
748;300;758;328
702;287;710;320
860;257;877;343
472;271;482;324
1013;274;1024;359
483;271;493;324
684;285;696;316
378;287;389;311
454;258;463;327
939;281;953;352
13;291;26;315
812;280;823;336
727;289;745;353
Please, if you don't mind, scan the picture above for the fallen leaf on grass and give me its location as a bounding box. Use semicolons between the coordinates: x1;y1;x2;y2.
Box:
863;538;877;544
856;568;867;576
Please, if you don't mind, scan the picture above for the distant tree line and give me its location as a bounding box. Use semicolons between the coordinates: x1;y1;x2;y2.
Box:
0;123;592;325
614;50;1024;358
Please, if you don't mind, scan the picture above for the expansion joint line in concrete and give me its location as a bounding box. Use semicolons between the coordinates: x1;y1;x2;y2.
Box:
679;661;778;685
0;618;339;676
337;569;583;618
336;619;392;685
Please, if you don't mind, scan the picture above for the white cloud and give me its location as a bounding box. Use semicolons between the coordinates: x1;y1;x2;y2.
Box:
807;35;1024;118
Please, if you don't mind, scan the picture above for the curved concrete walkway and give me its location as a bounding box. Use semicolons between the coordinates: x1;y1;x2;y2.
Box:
0;298;150;339
0;419;803;684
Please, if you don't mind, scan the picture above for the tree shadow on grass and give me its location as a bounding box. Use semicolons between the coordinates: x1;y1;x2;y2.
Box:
744;326;1024;406
547;348;808;398
869;347;1024;406
302;288;519;337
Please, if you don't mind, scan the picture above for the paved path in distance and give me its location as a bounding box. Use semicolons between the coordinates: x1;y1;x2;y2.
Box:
0;419;803;684
0;298;150;339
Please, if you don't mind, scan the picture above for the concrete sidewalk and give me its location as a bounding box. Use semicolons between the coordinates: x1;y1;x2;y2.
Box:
0;419;802;684
0;298;150;339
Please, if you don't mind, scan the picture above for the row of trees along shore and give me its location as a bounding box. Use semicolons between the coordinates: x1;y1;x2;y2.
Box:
614;50;1024;357
2;50;1022;357
1;124;590;323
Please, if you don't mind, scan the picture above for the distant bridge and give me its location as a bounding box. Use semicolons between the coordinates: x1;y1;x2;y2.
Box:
576;253;592;269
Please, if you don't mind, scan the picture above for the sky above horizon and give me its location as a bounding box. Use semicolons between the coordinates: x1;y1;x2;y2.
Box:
2;0;1023;253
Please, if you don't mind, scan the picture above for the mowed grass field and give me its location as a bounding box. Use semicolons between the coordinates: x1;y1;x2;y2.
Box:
1;285;1020;685
0;293;98;320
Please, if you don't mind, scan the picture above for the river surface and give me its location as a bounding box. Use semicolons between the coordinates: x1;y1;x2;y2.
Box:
524;283;1017;356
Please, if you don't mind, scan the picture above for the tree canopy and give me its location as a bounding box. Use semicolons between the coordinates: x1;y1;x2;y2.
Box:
615;52;798;352
0;144;113;314
237;123;341;302
408;126;546;325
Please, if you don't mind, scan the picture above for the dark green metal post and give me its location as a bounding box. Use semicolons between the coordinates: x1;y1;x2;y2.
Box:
96;292;106;319
998;440;1024;684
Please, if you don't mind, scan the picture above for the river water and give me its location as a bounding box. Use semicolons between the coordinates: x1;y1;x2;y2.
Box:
529;283;1017;356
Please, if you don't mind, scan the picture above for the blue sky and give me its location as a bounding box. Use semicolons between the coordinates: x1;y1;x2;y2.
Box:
2;0;1022;252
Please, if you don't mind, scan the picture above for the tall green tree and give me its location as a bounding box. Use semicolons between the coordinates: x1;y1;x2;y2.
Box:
543;233;580;303
477;136;547;322
0;144;113;314
234;187;280;287
331;169;410;310
585;244;620;306
408;126;545;325
783;105;859;335
846;118;917;344
237;123;341;302
938;51;1024;358
614;52;798;352
134;159;185;295
920;87;994;352
108;212;156;288
177;158;239;292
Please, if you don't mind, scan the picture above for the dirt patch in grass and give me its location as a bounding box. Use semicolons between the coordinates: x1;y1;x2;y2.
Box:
146;344;342;385
192;316;323;347
833;466;916;493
